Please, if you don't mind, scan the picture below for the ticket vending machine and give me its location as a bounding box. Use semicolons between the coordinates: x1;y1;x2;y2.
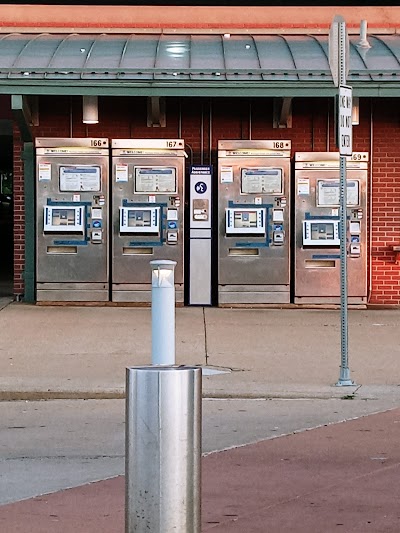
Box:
218;140;291;305
294;152;368;304
111;139;186;303
35;138;109;301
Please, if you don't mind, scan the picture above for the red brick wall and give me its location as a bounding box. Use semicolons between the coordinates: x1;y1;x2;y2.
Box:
13;124;24;297
10;94;398;305
2;5;400;31
369;99;400;305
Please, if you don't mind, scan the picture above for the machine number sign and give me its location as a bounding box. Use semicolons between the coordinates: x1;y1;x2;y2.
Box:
90;139;106;147
337;85;353;156
195;181;207;194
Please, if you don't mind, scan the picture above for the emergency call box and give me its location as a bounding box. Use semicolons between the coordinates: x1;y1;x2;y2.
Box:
43;205;85;233
302;220;340;246
225;207;266;235
119;206;160;233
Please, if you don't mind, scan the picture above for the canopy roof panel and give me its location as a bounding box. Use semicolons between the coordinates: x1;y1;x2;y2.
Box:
1;33;400;96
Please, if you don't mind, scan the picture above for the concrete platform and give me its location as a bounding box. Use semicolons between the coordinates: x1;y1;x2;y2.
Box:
0;304;400;401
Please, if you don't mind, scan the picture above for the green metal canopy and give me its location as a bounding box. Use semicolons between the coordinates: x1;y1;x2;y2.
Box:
1;32;400;96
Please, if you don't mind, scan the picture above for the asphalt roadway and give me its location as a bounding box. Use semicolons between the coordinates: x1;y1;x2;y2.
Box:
0;301;400;531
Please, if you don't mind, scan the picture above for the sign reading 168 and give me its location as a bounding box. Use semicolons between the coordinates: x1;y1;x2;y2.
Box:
273;142;285;149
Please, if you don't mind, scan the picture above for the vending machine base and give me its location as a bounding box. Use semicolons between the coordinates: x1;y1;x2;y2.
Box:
36;282;109;302
294;295;367;306
112;284;184;304
218;285;290;305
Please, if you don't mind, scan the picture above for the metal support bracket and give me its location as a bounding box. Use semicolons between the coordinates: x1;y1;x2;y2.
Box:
147;96;166;127
11;95;36;141
273;97;293;128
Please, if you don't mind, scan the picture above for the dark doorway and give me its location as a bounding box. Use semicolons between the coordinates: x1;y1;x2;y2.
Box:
0;123;13;297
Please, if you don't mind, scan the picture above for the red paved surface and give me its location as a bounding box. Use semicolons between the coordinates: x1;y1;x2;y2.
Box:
1;409;400;532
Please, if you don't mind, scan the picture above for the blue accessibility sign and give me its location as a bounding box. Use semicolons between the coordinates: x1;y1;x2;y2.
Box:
195;181;207;194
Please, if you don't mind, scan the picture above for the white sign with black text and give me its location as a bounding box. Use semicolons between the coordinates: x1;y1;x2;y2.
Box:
338;85;353;156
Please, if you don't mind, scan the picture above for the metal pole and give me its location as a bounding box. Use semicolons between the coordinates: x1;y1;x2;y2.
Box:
150;260;177;365
336;155;353;385
336;19;353;386
125;366;202;533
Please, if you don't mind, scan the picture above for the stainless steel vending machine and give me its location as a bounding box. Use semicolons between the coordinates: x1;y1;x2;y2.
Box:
36;138;109;302
294;152;368;304
111;139;186;303
218;140;291;305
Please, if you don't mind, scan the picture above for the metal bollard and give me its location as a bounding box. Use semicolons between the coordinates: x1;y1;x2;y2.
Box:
150;260;177;365
125;366;202;533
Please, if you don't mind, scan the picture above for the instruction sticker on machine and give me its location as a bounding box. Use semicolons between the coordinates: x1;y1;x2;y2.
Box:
220;166;233;183
317;180;359;207
115;164;129;182
59;166;101;192
241;168;282;194
134;167;177;193
38;163;52;181
297;178;310;195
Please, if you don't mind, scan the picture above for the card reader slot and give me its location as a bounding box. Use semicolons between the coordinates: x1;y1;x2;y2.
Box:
123;247;153;255
229;248;259;256
305;259;335;268
47;246;77;254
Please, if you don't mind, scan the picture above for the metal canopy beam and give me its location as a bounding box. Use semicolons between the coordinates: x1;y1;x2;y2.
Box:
3;83;400;97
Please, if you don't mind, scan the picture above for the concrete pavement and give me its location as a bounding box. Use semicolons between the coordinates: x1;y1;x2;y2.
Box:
1;302;400;531
0;302;400;400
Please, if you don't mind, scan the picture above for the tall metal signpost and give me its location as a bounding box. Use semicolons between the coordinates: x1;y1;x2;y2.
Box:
329;15;355;386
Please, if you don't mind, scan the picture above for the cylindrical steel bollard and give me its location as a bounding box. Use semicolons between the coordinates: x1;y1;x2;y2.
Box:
125;366;202;533
150;260;177;365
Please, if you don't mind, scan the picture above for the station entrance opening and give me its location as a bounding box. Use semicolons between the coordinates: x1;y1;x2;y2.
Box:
0;123;13;298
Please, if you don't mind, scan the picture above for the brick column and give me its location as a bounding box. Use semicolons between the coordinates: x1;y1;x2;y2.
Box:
13;124;24;299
